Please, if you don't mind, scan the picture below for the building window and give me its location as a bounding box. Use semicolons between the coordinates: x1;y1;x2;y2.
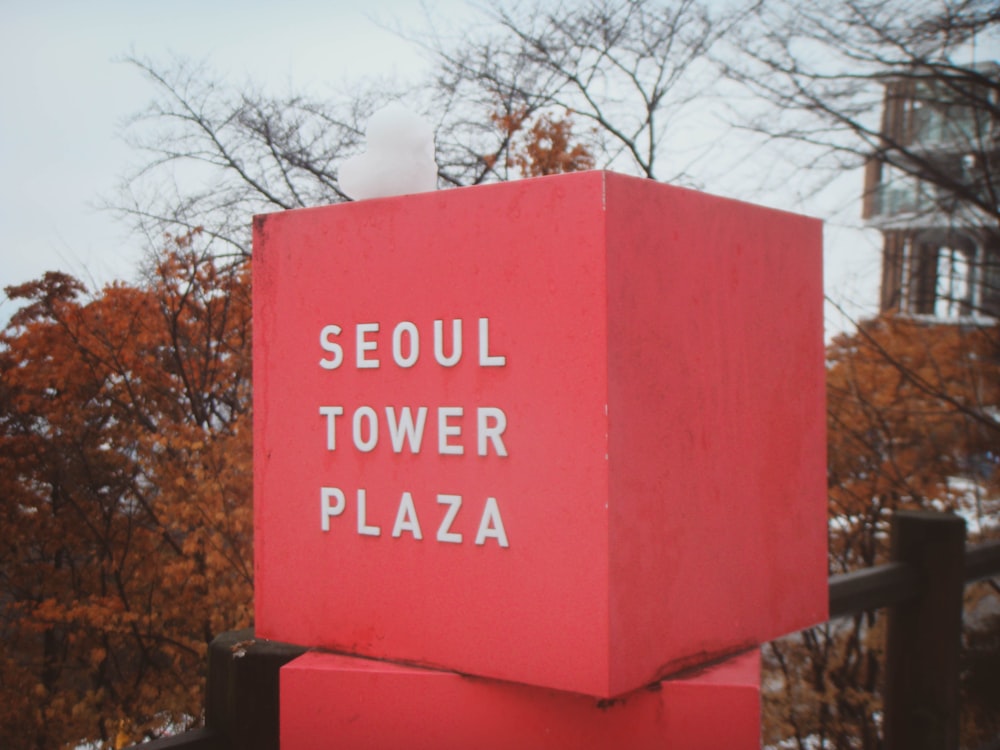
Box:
896;232;999;319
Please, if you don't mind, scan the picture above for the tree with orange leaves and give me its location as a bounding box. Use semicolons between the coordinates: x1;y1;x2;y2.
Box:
0;231;253;748
763;314;1000;749
486;107;596;178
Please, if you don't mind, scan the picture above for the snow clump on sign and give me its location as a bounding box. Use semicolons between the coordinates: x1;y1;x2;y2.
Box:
339;102;438;201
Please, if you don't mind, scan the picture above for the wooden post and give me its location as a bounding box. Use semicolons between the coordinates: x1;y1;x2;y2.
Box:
884;511;965;750
206;629;307;750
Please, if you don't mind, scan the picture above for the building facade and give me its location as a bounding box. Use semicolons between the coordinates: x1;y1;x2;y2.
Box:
863;64;1000;319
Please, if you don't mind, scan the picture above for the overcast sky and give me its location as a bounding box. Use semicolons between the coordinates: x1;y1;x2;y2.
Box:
0;1;476;322
2;1;976;333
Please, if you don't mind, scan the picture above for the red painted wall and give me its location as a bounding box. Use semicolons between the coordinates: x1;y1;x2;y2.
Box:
253;171;826;697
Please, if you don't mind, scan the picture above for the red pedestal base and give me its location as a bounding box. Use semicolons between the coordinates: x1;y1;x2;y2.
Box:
280;649;761;750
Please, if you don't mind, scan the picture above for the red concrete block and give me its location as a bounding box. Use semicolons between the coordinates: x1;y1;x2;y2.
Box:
253;170;827;697
280;649;761;750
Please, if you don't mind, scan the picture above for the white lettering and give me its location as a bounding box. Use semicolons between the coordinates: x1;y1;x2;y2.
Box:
478;318;506;367
385;406;427;453
319;325;343;370
353;406;378;452
319;406;344;450
436;494;463;543
475;497;509;547
476;407;508;457
319;488;509;548
434;319;462;367
319;406;508;456
392;321;419;368
356;488;381;536
391;492;423;539
319;319;506;370
320;487;345;531
438;407;464;455
356;323;380;369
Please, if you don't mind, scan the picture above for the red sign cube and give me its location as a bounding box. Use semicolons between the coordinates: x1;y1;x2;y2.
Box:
280;649;762;750
253;171;827;697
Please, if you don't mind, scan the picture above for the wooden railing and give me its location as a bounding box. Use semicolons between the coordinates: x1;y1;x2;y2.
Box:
829;511;1000;750
132;510;1000;750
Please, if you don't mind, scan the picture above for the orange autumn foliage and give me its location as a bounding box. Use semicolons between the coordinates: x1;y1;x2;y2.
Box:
0;232;253;748
763;313;1000;749
487;107;595;177
826;314;1000;567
